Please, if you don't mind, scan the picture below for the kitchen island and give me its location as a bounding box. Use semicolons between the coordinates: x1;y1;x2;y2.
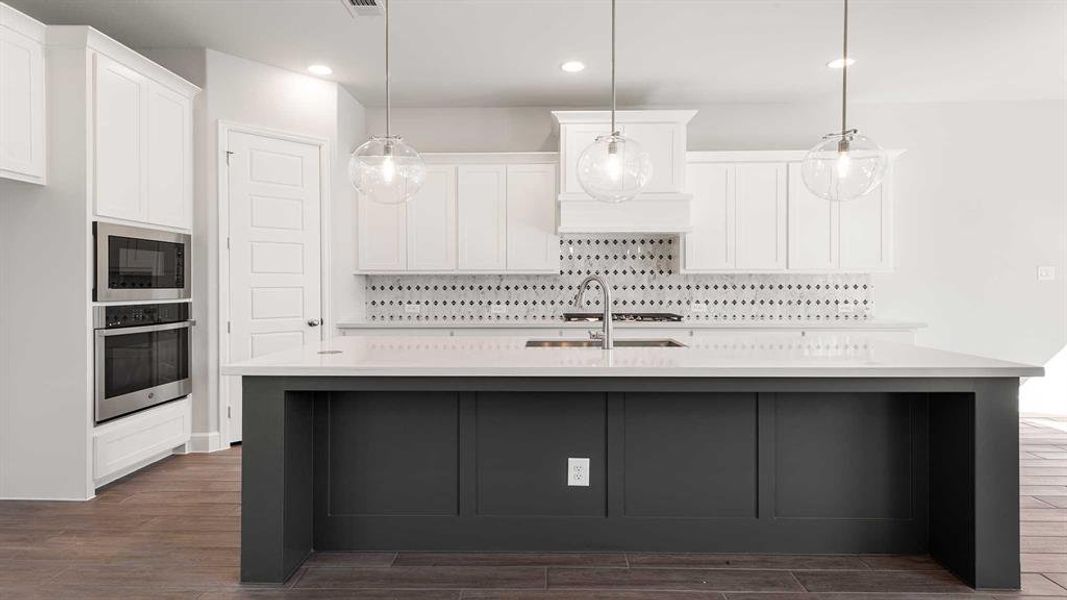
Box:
223;333;1042;589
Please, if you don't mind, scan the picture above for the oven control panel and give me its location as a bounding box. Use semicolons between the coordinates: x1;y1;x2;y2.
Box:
97;302;191;329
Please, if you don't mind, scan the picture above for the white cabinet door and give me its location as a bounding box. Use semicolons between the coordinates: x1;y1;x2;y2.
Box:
506;163;558;273
0;21;45;184
787;163;892;272
787;163;837;270
407;165;457;271
146;82;192;229
683;162;734;271
457;165;507;271
624;122;681;194
357;197;407;271
733;163;787;270
94;54;147;221
839;182;891;271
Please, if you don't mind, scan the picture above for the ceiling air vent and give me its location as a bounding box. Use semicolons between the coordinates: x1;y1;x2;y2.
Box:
341;0;385;17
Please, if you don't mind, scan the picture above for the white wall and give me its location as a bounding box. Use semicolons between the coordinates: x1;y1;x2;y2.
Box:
368;101;1067;413
146;48;366;448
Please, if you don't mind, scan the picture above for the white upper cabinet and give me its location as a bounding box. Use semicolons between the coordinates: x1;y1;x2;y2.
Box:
734;162;787;270
683;162;733;271
787;162;838;270
0;4;46;185
90;44;196;230
553;110;696;233
146;81;192;229
787;162;894;272
505;163;558;273
356;155;560;275
406;165;457;271
457;164;508;271
683;157;786;272
684;152;897;273
357;199;407;272
94;54;147;221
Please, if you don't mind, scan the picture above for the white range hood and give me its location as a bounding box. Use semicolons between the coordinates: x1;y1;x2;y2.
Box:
552;109;697;233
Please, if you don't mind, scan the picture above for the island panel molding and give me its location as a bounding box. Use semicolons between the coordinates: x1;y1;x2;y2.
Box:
366;235;872;323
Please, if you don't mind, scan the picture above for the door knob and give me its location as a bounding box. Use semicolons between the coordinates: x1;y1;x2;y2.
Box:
307;318;322;327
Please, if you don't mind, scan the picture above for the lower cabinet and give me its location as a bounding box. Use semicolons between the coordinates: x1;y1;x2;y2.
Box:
92;397;191;487
357;157;558;274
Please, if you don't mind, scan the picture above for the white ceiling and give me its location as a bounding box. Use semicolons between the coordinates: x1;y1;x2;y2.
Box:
10;0;1066;107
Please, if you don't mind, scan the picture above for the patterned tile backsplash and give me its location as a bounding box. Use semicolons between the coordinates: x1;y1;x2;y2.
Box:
366;235;873;323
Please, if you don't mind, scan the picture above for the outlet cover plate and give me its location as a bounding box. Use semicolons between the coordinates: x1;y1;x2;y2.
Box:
1038;266;1056;281
567;457;590;487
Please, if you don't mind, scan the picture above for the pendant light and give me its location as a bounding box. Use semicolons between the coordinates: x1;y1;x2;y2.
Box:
576;0;653;204
348;0;426;205
801;0;888;202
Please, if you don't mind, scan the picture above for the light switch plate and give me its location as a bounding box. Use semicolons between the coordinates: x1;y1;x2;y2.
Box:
1038;266;1056;281
567;457;590;487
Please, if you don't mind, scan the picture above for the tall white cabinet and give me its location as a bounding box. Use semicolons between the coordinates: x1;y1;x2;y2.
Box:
0;3;46;184
93;52;193;230
0;25;198;500
357;154;559;274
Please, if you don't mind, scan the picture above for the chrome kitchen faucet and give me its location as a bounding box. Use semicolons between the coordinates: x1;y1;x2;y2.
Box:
573;275;614;349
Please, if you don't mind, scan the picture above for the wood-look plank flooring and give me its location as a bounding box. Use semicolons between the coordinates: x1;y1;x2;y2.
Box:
0;417;1065;599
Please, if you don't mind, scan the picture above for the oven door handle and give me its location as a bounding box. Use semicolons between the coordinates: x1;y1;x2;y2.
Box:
95;320;195;337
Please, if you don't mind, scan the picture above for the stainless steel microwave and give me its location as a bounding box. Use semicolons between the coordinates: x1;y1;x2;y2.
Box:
94;222;190;302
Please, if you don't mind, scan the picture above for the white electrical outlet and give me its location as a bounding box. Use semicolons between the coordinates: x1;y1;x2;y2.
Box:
1038;266;1056;281
837;303;857;315
567;457;590;487
490;304;507;315
404;303;421;314
690;302;708;314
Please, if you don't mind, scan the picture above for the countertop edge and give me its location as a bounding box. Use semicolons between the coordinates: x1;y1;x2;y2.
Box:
334;320;927;331
222;366;1044;378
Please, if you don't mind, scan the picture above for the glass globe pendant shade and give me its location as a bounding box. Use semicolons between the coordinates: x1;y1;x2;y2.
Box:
347;136;427;205
576;133;654;204
801;131;888;202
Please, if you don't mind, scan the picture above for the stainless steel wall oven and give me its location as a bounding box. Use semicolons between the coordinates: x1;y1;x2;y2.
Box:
94;303;193;423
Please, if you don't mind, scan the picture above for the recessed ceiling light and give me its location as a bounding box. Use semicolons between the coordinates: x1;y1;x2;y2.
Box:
560;60;586;73
826;57;856;69
307;64;333;76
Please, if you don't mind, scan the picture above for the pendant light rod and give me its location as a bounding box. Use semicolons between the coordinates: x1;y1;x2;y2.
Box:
385;0;391;137
610;0;617;134
840;0;848;135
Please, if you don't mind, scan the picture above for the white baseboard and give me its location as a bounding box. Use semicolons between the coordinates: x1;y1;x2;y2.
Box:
188;431;224;453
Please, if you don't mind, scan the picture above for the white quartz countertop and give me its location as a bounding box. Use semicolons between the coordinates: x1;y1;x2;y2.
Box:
334;319;926;331
222;333;1041;378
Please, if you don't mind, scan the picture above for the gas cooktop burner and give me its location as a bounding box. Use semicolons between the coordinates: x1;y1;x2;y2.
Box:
562;312;684;323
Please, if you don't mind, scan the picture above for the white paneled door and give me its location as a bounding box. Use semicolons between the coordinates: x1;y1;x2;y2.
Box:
226;131;322;443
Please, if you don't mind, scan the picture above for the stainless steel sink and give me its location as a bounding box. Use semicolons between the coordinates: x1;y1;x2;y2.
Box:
525;338;687;348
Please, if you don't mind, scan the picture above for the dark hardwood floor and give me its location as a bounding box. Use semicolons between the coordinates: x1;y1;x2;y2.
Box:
0;416;1065;599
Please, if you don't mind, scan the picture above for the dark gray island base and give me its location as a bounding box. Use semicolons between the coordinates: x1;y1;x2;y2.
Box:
239;375;1020;590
